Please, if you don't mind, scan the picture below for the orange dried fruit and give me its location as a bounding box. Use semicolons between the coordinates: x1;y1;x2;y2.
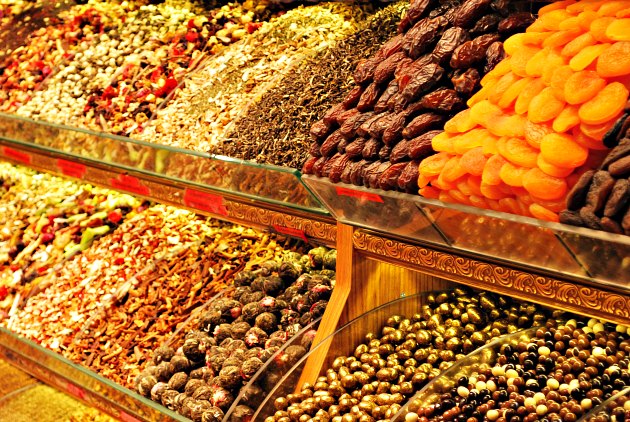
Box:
540;9;573;31
511;46;541;77
449;189;472;205
442;158;468;183
487;114;527;138
460;147;487;176
499;161;529;187
482;154;508;186
499;197;521;215
444;109;477;134
529;203;560;222
489;72;521;103
537;154;575;177
543;28;584;48
590;16;615;42
504;34;527;55
515;79;546;115
549;65;574;101
522;31;554;46
434;172;458;190
502;137;540;168
577;10;600;31
457;178;474;196
525;48;550;76
531;196;567;213
482;134;500;156
540;0;577;14
599;1;630;17
467;85;491;107
552;105;581;132
617;7;630;18
540;132;589;168
498;77;531;109
438;191;455;203
559;16;581;31
561;32;597;57
486;59;513;80
480;182;506;200
525;121;554;149
419;186;440;199
606;18;630;40
467;175;484;197
528;87;566;123
578;81;629;125
453;128;488;155
596;41;630;77
573;126;609;149
418;173;432;188
541;50;569;84
580;117;621;142
522;168;568;200
564;70;607;105
567;0;604;13
468;195;487;209
470;100;503;127
431;132;456;153
420;153;451;177
569;43;611;70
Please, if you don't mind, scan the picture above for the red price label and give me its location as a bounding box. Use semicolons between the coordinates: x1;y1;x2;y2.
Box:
109;174;150;196
119;411;142;422
57;159;87;179
336;186;383;203
2;146;31;164
183;189;228;216
273;224;308;242
66;382;86;400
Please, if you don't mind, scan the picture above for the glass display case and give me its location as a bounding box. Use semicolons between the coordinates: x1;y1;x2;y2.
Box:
580;386;630;422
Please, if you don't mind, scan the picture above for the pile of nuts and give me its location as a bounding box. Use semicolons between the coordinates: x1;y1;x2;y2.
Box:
136;246;337;421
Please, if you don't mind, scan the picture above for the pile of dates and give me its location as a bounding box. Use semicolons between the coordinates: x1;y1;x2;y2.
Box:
265;288;559;422
135;246;337;422
303;0;535;194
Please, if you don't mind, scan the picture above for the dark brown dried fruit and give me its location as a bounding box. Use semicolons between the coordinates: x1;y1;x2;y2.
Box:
403;16;449;59
498;12;535;36
433;27;470;66
308;141;322;158
623;207;630;234
375;80;400;114
379;144;392;161
450;33;501;69
368;113;396;139
559;210;584;226
383;112;407;146
320;130;345;157
451;68;481;97
375;34;405;60
579;207;602;230
340;112;375;139
323;103;346;127
342;87;365;109
350;159;368;186
338;138;349;154
566;170;595;210
469;14;501;34
312;156;328;177
357;83;383;112
491;0;510;16
379;162;409;190
302;156;319;174
602;138;630;169
485;41;506;74
402;113;445;139
429;0;459;19
310;119;332;142
604;179;630;217
401;63;445;102
409;130;442;159
357;113;385;138
336;108;360;126
329;154;351;183
398;0;436;33
391;140;411;163
365;161;392;189
346;138;369;159
451;0;492;28
600;216;623;234
321;153;340;178
398;160;422;193
603;113;629;148
374;52;407;85
362;138;382;160
586;171;616;213
340;162;354;184
354;58;379;85
608;155;630;177
419;89;463;113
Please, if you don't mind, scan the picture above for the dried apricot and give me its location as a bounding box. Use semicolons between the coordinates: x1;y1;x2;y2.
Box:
606;18;630;40
599;1;630;17
537;154;575;177
531;196;567;213
540;0;577;15
420;153;451;177
499;161;529;186
522;168;568;200
444;109;477;134
617;7;630;18
506;137;540;167
419;186;440;199
569;43;612;71
469;195;488;208
489;73;521;104
511;46;542;77
498;77;531;109
559;16;581;31
543;28;584;48
529;203;560;222
541;50;569;84
453;128;489;155
528;87;566;123
457;178;474;195
580;117;621;141
442;156;468;182
487;114;527;138
486;59;512;80
549;65;574;101
418;173;432;188
524;120;554;149
540;9;573;31
482;134;499;156
467;85;491;107
432;132;456;153
567;1;604;14
460;147;487;176
525;48;550;77
564;70;608;105
467;175;484;197
470;100;503;127
499;197;521;215
434;172;458;190
590;16;615;42
596;41;630;77
561;32;597;57
577;10;600;31
486;199;504;212
552;105;581;132
503;34;527;55
540;132;589;168
574;126;610;149
480;182;506;200
515;79;546;115
482;154;508;185
522;32;554;46
578;81;629;125
438;191;455;203
449;189;472;205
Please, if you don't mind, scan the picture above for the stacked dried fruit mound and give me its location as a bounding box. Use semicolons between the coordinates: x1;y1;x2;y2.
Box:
560;107;630;234
135;246;337;421
220;1;408;168
264;288;558;422
0;163;141;320
418;0;630;221
63;223;295;388
137;2;371;153
302;0;536;193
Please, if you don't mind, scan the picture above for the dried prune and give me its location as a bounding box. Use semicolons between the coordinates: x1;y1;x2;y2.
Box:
375;34;404;60
379;144;392;161
602;113;629;148
329;154;351;183
375;80;400;114
401;63;445;102
350;160;368;186
450;33;500;69
602;139;630;169
398;160;422;193
374;52;407;85
600;217;623;234
320;130;345;157
340;112;374;139
586;171;615;213
346;138;368;159
379;162;409;190
484;41;505;74
451;0;492;28
357;83;382;112
579;207;602;230
469;14;501;34
451;68;480;96
310;119;332;142
559;210;584;227
498;12;535;36
362;138;382;160
419;89;463;113
391;140;411;163
403;16;449;59
383;112;407;145
354;58;379;85
409;130;442;159
398;0;436;33
402;113;445;139
323;103;346;127
342;87;364;109
566;170;595;211
433;27;470;66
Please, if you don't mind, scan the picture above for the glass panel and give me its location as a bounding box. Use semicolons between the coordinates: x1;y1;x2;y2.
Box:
580;386;630;422
0;112;325;212
302;176;448;246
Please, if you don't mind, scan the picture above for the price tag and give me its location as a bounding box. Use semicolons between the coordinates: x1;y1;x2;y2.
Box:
2;146;31;164
109;174;150;196
57;159;87;179
273;224;308;242
66;382;86;400
118;411;142;422
335;186;383;203
183;188;228;216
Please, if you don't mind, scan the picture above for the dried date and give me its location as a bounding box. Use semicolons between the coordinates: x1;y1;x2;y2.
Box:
491;0;510;16
382;112;407;146
397;55;433;92
432;27;470;66
375;34;404;60
357;113;385;138
604;179;629;217
365;161;391;189
379;162;409;190
312;156;328;177
321;153;341;178
350;159;368;186
346;138;368;159
469;14;501;34
409;130;442;159
369;113;396;139
340;112;375;139
340;161;354;184
328;154;351;183
390;140;411;163
375;80;400;114
398;0;436;33
338;138;349;154
374;52;407;85
336;108;360;126
402;113;444;139
429;1;459;18
379;145;392;161
451;68;480;96
419;89;463;113
398;160;421;193
362;138;382;160
310;119;332;142
309;141;322;158
484;41;505;73
357;84;382;112
450;33;501;69
320;130;345;157
323;103;346;127
302;156;318;174
401;63;445;102
498;12;535;35
451;0;492;28
403;16;449;60
342;87;364;109
354;58;379;85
